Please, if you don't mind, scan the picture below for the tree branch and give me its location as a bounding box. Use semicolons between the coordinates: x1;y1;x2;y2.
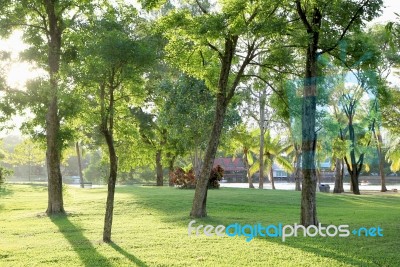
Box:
319;0;371;55
195;0;208;14
207;41;223;59
295;0;312;32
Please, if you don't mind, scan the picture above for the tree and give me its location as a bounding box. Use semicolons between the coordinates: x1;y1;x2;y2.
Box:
72;6;155;242
386;136;400;172
333;27;391;194
0;0;95;214
228;125;258;188
0;142;13;188
250;130;294;190
6;138;46;181
151;0;289;218
130;107;167;186
293;0;382;225
75;142;84;188
156;74;218;181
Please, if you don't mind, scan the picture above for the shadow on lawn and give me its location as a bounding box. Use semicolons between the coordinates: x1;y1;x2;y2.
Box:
50;215;112;267
109;242;148;267
271;238;370;266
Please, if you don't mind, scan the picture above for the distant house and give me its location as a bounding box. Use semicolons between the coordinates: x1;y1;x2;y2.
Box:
213;157;289;183
213;158;247;182
271;163;288;179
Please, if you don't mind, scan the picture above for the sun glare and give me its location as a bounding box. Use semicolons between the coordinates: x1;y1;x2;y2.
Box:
0;31;45;90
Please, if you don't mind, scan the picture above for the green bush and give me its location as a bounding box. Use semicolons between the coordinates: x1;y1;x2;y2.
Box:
0;166;12;189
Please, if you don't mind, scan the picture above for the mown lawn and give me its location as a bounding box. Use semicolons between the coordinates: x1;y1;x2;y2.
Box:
0;184;399;266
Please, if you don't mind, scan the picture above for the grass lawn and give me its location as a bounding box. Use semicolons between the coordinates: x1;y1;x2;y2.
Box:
0;184;399;266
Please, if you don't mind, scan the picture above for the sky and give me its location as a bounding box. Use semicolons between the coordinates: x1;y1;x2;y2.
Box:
0;0;399;137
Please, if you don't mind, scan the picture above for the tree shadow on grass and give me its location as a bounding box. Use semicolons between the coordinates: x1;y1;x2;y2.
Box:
267;237;378;266
50;215;112;267
109;242;148;267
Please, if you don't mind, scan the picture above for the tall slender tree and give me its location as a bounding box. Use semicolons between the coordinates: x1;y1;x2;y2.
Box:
72;6;155;242
293;0;382;225
151;0;290;218
0;0;95;214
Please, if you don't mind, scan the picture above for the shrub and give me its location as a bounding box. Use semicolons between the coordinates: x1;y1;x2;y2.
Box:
171;165;224;189
208;165;224;189
170;167;196;189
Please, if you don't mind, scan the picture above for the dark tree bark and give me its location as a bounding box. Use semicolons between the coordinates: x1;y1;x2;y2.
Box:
190;32;255;217
294;148;302;191
45;0;64;215
374;127;387;192
343;120;362;195
167;153;176;187
333;158;344;193
258;89;267;189
243;149;254;188
268;163;276;190
102;128;118;243
156;149;163;186
190;94;228;217
100;76;118;243
295;0;381;223
296;3;321;227
76;142;84;188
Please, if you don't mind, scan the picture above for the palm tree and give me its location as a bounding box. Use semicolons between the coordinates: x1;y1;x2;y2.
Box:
230;125;258;188
250;130;294;189
385;135;400;173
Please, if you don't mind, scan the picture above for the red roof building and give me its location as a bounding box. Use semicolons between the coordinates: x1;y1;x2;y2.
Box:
213;157;247;182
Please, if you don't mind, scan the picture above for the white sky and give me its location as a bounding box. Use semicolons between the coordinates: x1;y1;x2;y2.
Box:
0;0;399;137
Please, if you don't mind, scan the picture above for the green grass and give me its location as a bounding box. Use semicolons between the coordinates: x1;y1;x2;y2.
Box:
0;184;399;266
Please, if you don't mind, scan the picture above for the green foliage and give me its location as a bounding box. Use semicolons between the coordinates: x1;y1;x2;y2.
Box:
5;138;45;167
83;150;108;184
0;0;96;149
385;136;400;172
0;166;12;188
249;130;294;177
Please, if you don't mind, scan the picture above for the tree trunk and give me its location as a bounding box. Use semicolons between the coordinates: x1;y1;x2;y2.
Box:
258;89;267;189
300;7;321;226
269;165;275;190
45;0;64;215
101;73;118;242
346;120;361;195
295;149;302;191
76;142;84;188
374;128;387;192
168;154;176;187
190;94;228;217
316;167;322;187
156;149;163;186
193;146;203;179
349;170;360;195
333;158;344;193
344;155;361;195
102;130;118;243
243;150;254;188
